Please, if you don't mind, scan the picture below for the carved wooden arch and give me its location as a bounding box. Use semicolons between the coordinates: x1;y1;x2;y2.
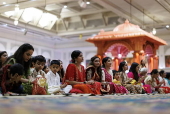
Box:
103;40;133;53
143;41;154;55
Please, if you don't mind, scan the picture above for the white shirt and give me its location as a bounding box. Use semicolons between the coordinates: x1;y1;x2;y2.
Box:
46;71;61;87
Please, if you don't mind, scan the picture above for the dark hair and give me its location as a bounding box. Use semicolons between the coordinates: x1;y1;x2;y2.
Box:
159;70;165;76
30;56;35;67
50;60;60;66
43;65;47;71
118;61;126;72
6;43;34;77
71;50;82;63
0;51;7;68
151;69;158;75
90;56;102;82
34;55;46;63
10;63;24;76
129;62;139;81
102;57;111;68
57;60;65;81
112;70;120;77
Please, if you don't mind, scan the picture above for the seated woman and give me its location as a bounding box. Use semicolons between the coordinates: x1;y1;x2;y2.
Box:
139;68;152;93
118;61;137;94
64;50;101;94
102;57;119;94
3;43;34;94
0;51;8;69
85;56;103;94
127;62;143;94
158;70;170;93
112;70;128;94
0;63;24;95
144;69;164;94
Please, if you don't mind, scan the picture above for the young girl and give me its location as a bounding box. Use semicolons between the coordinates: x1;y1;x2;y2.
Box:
119;61;137;94
102;57;119;94
4;43;34;94
0;51;8;68
112;70;128;94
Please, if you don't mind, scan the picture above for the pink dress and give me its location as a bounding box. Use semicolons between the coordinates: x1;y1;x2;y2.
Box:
102;68;124;94
128;72;152;93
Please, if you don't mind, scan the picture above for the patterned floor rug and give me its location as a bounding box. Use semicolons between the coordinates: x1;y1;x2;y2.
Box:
0;94;170;114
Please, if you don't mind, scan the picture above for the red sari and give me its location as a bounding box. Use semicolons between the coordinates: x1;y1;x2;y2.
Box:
102;68;120;94
65;64;100;94
85;65;102;94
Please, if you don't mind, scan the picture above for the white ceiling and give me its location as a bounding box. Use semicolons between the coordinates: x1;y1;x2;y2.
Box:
0;0;170;42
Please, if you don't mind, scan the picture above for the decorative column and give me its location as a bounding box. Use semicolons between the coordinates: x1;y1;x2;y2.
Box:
133;51;140;64
153;55;159;69
95;42;105;60
148;56;153;73
139;51;145;62
113;57;119;70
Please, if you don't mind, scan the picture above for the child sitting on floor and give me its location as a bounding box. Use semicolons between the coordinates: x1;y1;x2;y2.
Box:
30;55;47;95
46;60;72;94
112;70;128;94
0;63;24;95
30;55;46;79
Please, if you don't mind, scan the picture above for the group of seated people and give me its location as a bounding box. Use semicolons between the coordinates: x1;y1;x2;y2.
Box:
0;43;170;96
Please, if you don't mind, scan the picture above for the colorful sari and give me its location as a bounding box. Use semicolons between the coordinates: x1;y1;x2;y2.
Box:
85;65;102;94
65;64;101;94
102;68;120;94
128;72;149;94
112;79;128;94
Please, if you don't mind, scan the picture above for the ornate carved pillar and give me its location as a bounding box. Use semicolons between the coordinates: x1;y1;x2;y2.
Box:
147;56;153;73
133;51;140;64
113;57;119;70
153;55;159;69
139;51;145;62
95;42;105;60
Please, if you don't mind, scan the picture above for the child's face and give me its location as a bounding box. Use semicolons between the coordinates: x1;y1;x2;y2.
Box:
50;64;60;74
44;67;49;73
114;72;120;80
34;60;45;71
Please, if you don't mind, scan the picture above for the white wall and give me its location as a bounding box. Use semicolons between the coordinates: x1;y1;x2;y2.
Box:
1;25;170;72
0;27;55;61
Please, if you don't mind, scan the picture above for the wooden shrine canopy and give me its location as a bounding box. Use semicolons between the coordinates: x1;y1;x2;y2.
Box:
86;20;167;71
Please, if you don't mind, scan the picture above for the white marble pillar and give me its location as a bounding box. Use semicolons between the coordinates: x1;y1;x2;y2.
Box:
158;46;165;69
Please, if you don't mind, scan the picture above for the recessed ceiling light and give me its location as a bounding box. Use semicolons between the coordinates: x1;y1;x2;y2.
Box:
86;2;90;4
64;5;67;8
166;25;169;28
3;2;6;4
